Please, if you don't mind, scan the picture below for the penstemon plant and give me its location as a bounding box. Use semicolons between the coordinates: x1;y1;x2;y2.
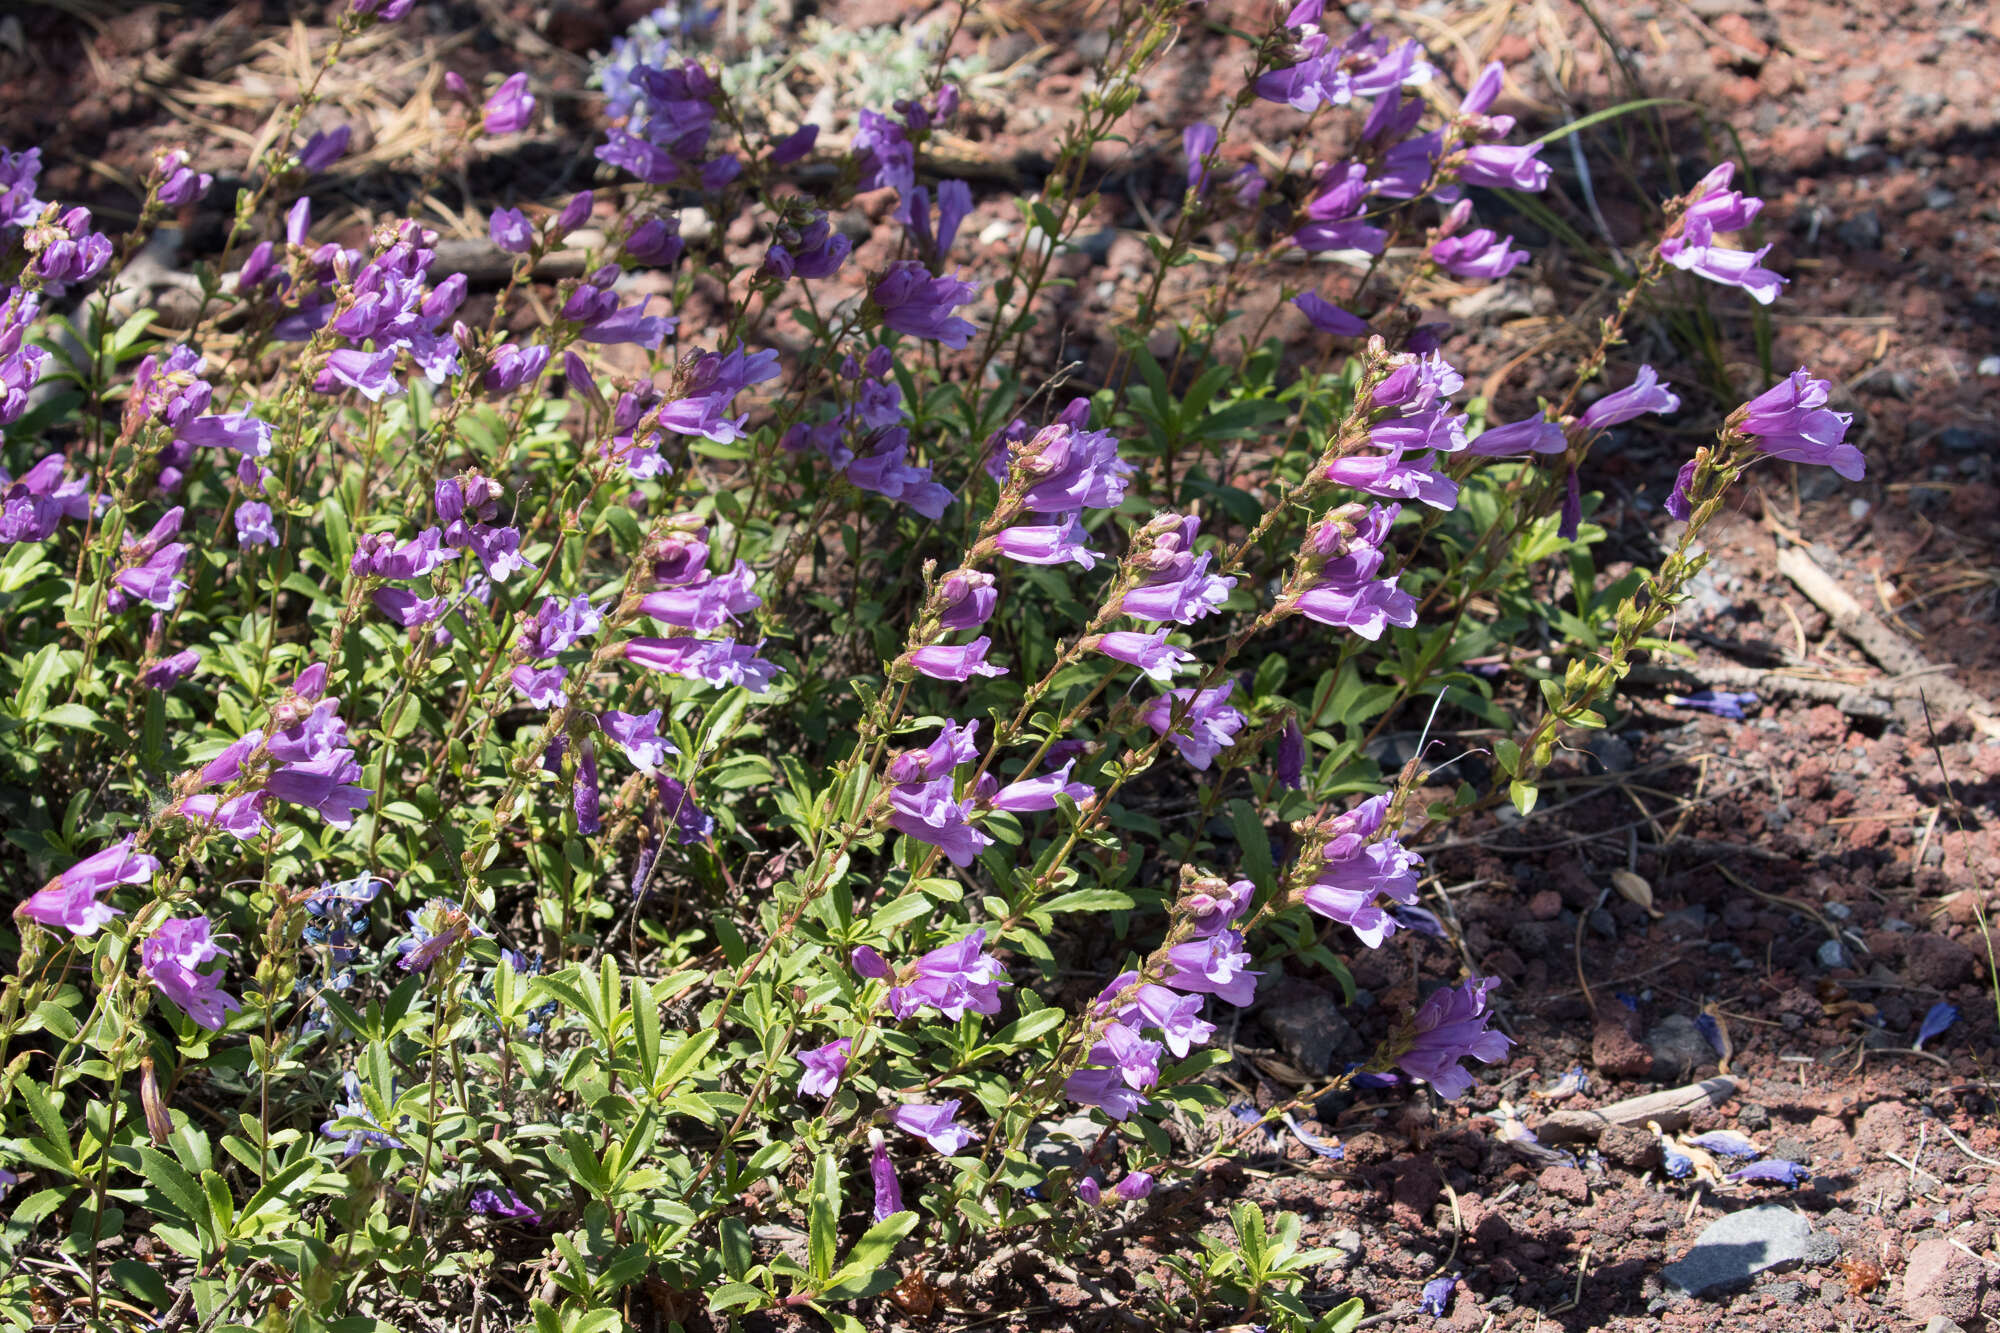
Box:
0;2;1861;1330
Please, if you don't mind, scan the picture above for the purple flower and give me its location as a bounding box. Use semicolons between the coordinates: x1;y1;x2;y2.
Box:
1324;449;1458;511
1457;143;1551;192
1065;1067;1148;1120
351;527;453;579
153;151;212;207
1664;456;1701;521
1294;291;1369;336
1420;1275;1455;1318
1121;518;1234;624
573;737;602;836
600;708;676;772
352;0;417;18
1558;466;1582;541
1736;368;1863;481
797;1038;850;1097
298;126;350;174
622;637;780;693
1183;123;1218;195
511;664;568;710
179;409;275;458
1579;365;1680;431
891;1101;976;1154
372;588;448;629
853;109;917;219
320;1070;405;1157
770;123;819;165
1140;681;1246;771
1015;407;1134;513
1089;630;1192;682
0;147;46;233
1294;162;1386;254
987;759;1093;813
319;347;400;401
1667;688;1758;719
887;719;980;785
483;342;550;395
556;191;592;237
1089;1020;1163;1090
886;929;1006;1020
518;594;603;659
992;515;1103;570
489;208;533;254
32;207;114;292
1165;931;1262;1007
16;837;156;936
235;501;279;548
1468;414;1565;457
1113;1171;1154;1202
1289;503;1419;640
906;636;1007;682
887;777;992;868
872;261;979;348
655;772;715;845
1914;1001;1959;1051
625;216;683;267
1395;975;1512;1099
1729;1159;1810;1186
467;1188;540;1226
1661;164;1783;303
398;898;478;972
906;180;974;262
1116;981;1217;1056
658;344;782;444
852;946;894;982
844;432;953;518
483;73;535;135
869;1130;904;1220
1077;1176;1102;1205
140;648;201;690
937;570;997;630
112;520;191;611
1301;794;1423;947
141;916;240;1030
1277;718;1306;790
1688;1130;1760;1160
1430;227;1529;281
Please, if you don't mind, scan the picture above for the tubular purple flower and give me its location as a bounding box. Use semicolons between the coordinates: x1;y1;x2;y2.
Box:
1116;981;1217;1056
1140;681;1246;771
853;109;917;219
1277;718;1306;790
489;208;533;254
625;216;684;267
599;709;675;772
1729;1160;1810;1186
798;1038;850;1097
372;588;449;629
483;73;535;135
1468;414;1565;456
154;151;212;207
140;648;201;690
887;720;979;785
1579;365;1680;430
522;594;602;659
770;123;819;164
869;1130;904;1220
1429;228;1529;280
852;946;894;982
141;916;240;1030
179;409;276;458
1294;162;1386;254
1077;1176;1102;1205
1164;930;1262;1007
1457;143;1550;192
1089;630;1193;682
872;261;979;348
1065;1067;1147;1120
483;342;550;395
1090;1021;1163;1090
891;1101;976;1154
906;636;1007;682
1557;466;1582;541
1394;975;1511;1099
1661;164;1783;303
511;664;568;710
1183;123;1218;195
1735;368;1863;481
987;759;1093;813
1301;795;1423;946
1113;1171;1155;1202
16;837;156;936
298;126;350;174
992;515;1103;570
574;737;602;835
1324;449;1459;511
937;569;997;630
844;433;953;518
637;562;759;632
887;777;992;867
235;501;279;548
622;637;780;693
556;190;592;236
1293;291;1369;336
886;929;1005;1019
351;527;453;579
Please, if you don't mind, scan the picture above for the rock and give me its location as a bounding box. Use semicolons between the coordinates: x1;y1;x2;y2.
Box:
1766;1281;1803;1303
1258;983;1355;1076
1834;209;1884;251
1528;889;1564;921
1585;733;1635;774
1802;1231;1842;1266
1923;1319;1966;1333
1647;1014;1717;1080
1905;933;1975;987
1601;1124;1660;1170
1816;938;1850;969
1539;1165;1590;1203
1903;1238;1985;1324
1737;1103;1770;1130
1593;1013;1652;1078
1662;1205;1813;1297
1023;1114;1106;1170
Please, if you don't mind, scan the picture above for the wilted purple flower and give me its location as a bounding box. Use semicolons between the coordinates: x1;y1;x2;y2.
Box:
153;150;212;207
234;501;279;548
140;648;201;690
986;759;1093;814
298;126;350;174
1688;1130;1760;1160
1729;1159;1810;1186
887;777;992;867
622;636;780;693
483;73;535;135
1294;291;1369;336
1558;466;1582;541
1579;365;1680;431
992;515;1103;570
1468;414;1565;457
886;929;1006;1020
1394;975;1511;1099
1113;1171;1155;1202
1736;368;1863;481
1183;123;1218;195
1283;1112;1344;1159
1164;930;1262;1007
467;1188;540;1226
1914;1001;1960;1050
511;664;568;710
872;261;979;348
1667;688;1758;719
1420;1275;1455;1318
797;1037;850;1097
141;916;240;1030
869;1130;904;1220
16;837;156;936
1089;630;1192;682
490;207;533;254
1277;718;1307;790
1140;681;1246;771
891;1101;975;1154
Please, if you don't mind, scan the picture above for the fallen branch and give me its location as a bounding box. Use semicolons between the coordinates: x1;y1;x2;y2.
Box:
1533;1075;1741;1142
1776;547;2000;736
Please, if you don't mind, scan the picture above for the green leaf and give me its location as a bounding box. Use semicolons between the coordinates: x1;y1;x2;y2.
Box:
822;1211;919;1298
1509;780;1539;817
1228;799;1275;894
808;1151;841;1284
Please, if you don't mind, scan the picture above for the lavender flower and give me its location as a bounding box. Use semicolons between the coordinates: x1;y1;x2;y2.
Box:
937;570;997;630
511;665;569;710
872;262;979;348
482;73;536;135
140;648;201;690
621;637;780;693
1121;516;1234;623
298;126;350;174
1140;681;1246;771
1457;143;1551;192
845;432;953;518
1113;1171;1154;1202
235;501;279;548
1294;162;1386;254
1666;688;1758;719
885;929;1006;1020
906;636;1007;682
655;772;715;845
1294;291;1369;336
397;898;478;973
489;208;533;254
1287;503;1418;640
1183;123;1218;195
869;1130;904;1220
986;760;1093;814
770;124;818;165
1468;414;1566;457
320;1071;406;1156
467;1188;540;1226
1579;366;1680;431
798;1038;851;1097
600;708;676;772
141;916;240;1030
1300;794;1423;947
1164;930;1262;1007
890;1101;975;1154
1088;630;1193;682
1687;1130;1760;1160
887;777;992;867
1735;368;1864;481
1430;226;1528;281
992;516;1103;570
887;720;980;785
16;837;156;936
1661;164;1784;304
1420;1275;1455;1318
153;151;212;207
1394;975;1511;1099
